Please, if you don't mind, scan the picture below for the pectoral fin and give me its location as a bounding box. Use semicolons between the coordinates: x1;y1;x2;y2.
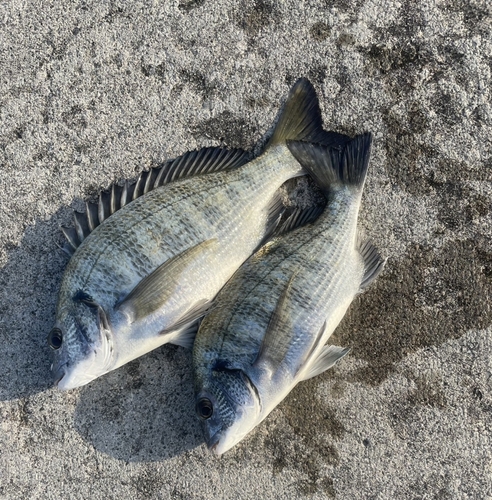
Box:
116;239;218;322
252;275;297;374
160;298;214;336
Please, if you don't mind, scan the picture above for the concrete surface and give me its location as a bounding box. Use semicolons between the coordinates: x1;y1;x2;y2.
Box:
1;0;491;498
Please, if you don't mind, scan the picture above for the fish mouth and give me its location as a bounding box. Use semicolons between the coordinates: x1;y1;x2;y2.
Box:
51;363;67;387
206;431;222;455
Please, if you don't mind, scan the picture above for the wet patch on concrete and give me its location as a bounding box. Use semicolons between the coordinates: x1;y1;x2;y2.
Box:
406;373;447;409
140;61;166;80
310;22;331;42
224;374;345;495
259;378;345;495
236;0;279;39
178;0;206;13
332;237;492;385
74;347;201;461
192;110;258;149
439;0;492;36
179;68;215;97
130;467;168;498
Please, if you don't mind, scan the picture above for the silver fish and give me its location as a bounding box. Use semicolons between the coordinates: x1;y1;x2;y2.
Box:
193;133;385;455
48;78;350;390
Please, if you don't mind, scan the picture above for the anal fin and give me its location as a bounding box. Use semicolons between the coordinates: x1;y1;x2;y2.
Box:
358;239;385;290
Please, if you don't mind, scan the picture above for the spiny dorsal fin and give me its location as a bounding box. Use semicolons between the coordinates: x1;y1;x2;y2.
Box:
61;147;250;255
274;203;326;237
358;239;385;290
266;78;351;149
115;239;219;323
85;201;99;232
61;226;80;255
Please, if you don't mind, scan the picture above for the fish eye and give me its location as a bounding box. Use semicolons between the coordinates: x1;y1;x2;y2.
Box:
196;398;214;420
47;328;63;350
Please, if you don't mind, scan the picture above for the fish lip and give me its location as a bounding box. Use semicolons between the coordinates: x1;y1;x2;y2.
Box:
52;362;67;387
206;431;222;455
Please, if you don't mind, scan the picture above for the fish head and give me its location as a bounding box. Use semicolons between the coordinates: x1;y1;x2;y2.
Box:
49;291;114;390
195;366;261;456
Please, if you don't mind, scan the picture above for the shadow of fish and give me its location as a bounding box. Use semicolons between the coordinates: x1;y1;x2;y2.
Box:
48;78;351;390
193;133;385;455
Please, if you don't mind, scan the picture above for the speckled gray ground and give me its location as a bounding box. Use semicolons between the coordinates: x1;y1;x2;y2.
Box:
1;1;491;499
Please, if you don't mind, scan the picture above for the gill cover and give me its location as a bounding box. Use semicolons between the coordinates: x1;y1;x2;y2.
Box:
52;291;114;390
197;365;261;455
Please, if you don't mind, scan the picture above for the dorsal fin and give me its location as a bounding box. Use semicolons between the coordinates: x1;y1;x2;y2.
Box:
273;203;326;237
61;147;250;255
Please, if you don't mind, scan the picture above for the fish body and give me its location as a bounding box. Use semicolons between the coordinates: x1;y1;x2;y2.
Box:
193;133;384;455
49;78;350;390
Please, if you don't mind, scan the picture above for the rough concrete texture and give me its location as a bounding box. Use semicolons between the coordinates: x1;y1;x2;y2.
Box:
1;0;491;498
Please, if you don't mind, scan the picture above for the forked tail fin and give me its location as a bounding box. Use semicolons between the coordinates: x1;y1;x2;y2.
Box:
286;132;373;196
266;78;351;150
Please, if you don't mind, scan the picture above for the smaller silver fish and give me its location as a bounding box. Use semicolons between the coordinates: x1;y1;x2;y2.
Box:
193;133;384;455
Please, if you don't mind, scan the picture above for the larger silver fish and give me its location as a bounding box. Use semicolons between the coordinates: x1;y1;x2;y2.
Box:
48;78;350;390
193;133;384;455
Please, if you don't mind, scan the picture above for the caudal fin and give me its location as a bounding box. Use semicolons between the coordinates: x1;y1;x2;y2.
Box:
286;132;373;196
266;78;351;149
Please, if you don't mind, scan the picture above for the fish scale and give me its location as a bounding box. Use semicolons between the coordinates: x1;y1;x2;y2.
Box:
193;133;385;455
195;189;361;371
56;146;302;356
49;78;352;390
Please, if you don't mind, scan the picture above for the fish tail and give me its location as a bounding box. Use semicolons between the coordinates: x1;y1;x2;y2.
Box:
286;132;373;196
265;78;351;150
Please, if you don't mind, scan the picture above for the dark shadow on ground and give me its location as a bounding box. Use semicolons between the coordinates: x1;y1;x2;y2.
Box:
0;209;71;401
73;345;203;461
